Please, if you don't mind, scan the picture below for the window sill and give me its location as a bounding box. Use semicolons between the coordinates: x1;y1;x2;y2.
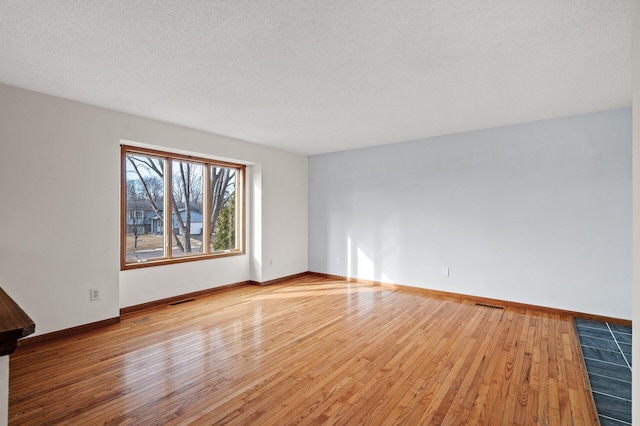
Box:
121;250;245;271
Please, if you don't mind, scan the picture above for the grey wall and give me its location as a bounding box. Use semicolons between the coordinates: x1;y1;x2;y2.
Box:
632;3;639;420
309;108;631;319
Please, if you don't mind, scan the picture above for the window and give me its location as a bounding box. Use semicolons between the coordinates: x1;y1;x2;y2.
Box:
128;210;144;220
121;145;245;269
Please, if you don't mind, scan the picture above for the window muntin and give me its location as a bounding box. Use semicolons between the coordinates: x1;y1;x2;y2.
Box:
121;146;245;269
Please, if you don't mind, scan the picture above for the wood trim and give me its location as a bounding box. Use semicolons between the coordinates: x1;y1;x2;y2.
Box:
202;163;212;252
120;144;127;270
122;250;246;270
120;144;247;271
307;272;357;282
123;144;248;170
17;317;120;349
307;271;632;326
238;163;246;256
251;271;310;286
163;156;172;258
120;280;251;316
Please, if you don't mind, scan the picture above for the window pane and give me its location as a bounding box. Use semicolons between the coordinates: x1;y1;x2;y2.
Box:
171;160;204;258
210;166;237;253
122;145;244;269
125;154;165;263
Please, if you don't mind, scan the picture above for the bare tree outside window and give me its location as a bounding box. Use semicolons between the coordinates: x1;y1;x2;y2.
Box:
124;154;165;262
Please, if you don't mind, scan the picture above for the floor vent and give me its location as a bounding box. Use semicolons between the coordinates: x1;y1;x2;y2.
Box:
170;298;195;306
475;302;504;310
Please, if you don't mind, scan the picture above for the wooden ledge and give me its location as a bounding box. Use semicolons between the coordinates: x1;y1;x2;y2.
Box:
0;288;35;356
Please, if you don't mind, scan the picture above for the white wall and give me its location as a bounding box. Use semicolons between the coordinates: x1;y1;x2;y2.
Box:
0;83;308;335
309;109;631;319
631;0;639;422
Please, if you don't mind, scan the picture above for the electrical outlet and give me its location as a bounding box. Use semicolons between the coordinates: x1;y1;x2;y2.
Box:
90;288;101;301
336;258;341;265
442;267;450;277
268;259;273;267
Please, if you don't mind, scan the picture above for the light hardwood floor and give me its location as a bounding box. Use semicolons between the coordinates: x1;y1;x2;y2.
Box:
9;275;598;425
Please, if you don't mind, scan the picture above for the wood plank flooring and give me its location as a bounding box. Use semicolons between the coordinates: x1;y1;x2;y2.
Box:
9;275;598;425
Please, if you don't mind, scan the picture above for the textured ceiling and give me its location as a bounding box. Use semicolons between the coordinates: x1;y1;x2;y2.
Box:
0;0;632;155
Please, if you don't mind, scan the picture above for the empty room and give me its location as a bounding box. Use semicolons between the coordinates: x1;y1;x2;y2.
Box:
0;1;637;425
